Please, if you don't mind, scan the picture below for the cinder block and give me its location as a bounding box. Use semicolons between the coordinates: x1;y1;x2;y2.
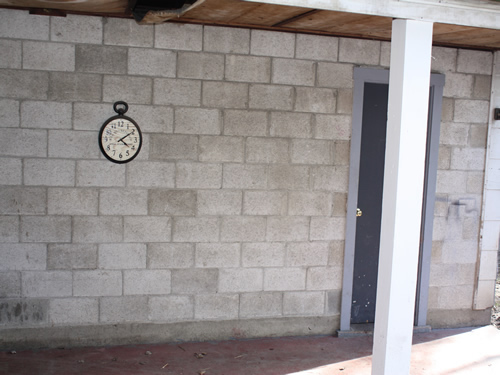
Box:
197;190;241;215
124;269;171;295
99;189;147;216
288;191;332;216
178;52;224;80
435;285;473;309
0;9;49;40
148;243;194;268
249;84;293;110
99;243;146;270
49;72;101;102
246;137;289;164
171;268;218;294
291;139;333;165
0;70;48;100
48;188;97;216
439;122;469;146
310;217;346;241
250;30;295;58
73;216;122;243
73;103;111;130
225;55;270;83
49;298;98;324
268;165;310;190
450;147;485;171
199;136;244;162
287;242;329;267
176;162;222;189
195;294;239;320
327;289;342;315
127;161;176;188
22;271;72;297
202;81;248;109
243;191;287;216
473;75;492;100
219;268;263;292
175;108;221;135
334;141;350;166
317;63;353;89
204;26;250;54
336;88;353;114
332;192;347;217
173;217;219;242
196;243;240;268
312;166;349;192
155;23;202;51
441;98;454;122
128;48;176;77
23;41;74;72
264;268;306;291
454;100;489;123
150;134;198;161
0;40;21;68
272;58;315;86
124;216;171;242
436;170;467;194
0;187;46;215
266;217;309;242
467;171;484;194
0;298;48;326
47;244;97;270
48;130;97;159
380;42;391;67
21;216;71;243
75;45;126;74
104;17;154;47
1;129;47;157
0;157;22;185
223;110;267;136
221;216;266;242
431;46;457;72
283;291;325;316
296;34;338;62
0;99;20;128
457;49;493;75
153;78;201;107
149;189;196;216
0;216;19;243
441;240;479;264
149;295;194;321
306;266;343;290
240;292;282;318
76;160;126;187
338;38;380;65
241;242;285;267
469;124;487;148
103;75;152;104
295;87;336;114
328;240;345;265
438;147;451;170
100;296;148;322
51;14;102;44
443;72;474;98
223;164;267;189
127;105;173;133
0;271;21;297
315;115;351;140
73;270;122;296
462;216;480;240
24;159;75;186
270;112;312;138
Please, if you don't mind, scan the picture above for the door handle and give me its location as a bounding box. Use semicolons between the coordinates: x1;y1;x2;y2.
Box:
356;208;363;217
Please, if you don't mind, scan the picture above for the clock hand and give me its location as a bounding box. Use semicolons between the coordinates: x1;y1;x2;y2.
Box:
117;132;133;147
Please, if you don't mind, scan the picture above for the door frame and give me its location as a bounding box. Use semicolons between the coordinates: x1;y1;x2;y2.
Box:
340;67;445;331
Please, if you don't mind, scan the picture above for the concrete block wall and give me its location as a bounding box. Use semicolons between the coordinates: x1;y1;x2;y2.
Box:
0;8;492;345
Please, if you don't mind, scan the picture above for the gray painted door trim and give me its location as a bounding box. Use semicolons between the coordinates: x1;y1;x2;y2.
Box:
340;67;445;332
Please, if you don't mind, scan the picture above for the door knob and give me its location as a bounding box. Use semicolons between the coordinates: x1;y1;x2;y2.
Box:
356;208;362;217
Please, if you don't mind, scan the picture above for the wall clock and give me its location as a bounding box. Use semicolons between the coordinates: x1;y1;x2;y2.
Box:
99;101;142;164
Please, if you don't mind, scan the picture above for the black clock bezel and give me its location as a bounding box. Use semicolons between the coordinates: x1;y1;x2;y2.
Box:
98;102;143;164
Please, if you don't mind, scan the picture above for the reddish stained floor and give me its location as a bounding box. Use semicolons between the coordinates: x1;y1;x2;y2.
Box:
1;326;499;374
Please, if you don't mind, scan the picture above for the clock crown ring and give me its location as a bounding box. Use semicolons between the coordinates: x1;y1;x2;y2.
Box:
113;101;129;116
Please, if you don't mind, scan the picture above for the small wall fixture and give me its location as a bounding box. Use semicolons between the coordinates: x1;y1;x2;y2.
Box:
495;108;500;120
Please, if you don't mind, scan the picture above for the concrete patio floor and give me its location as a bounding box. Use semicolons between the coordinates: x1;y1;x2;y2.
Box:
1;325;499;374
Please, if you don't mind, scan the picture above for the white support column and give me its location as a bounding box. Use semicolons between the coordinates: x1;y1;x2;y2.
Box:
371;19;433;375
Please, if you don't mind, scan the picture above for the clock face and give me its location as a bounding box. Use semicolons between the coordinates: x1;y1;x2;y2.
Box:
99;116;142;164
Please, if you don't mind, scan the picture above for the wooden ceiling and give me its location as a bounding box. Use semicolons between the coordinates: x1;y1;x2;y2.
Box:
1;0;500;50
